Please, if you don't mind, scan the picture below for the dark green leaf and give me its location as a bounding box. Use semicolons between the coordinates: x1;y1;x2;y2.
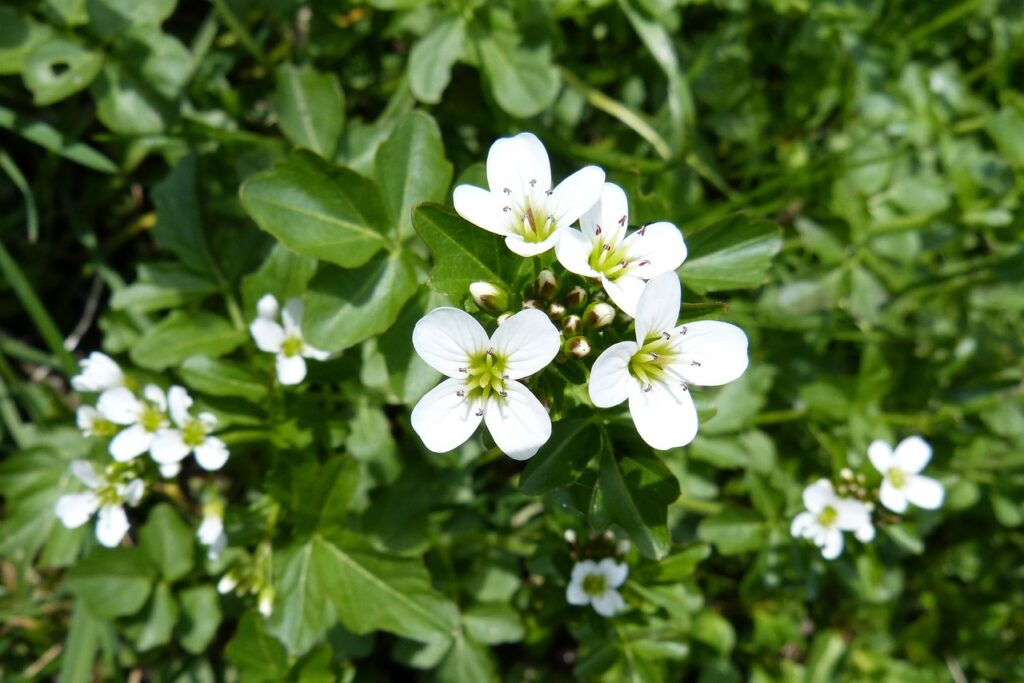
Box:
139;503;195;582
178;355;268;401
520;418;602;495
152;155;217;275
681;216;782;294
131;311;247;371
697;508;767;555
177;585;223;654
66;547;157;619
409;16;465;104
226;612;290;682
272;63;345;158
597;451;680;560
21;37;102;105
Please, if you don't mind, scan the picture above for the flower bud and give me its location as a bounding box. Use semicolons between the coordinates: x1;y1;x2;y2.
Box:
258;586;275;617
563;529;577;545
562;314;582;335
469;281;508;315
564;286;587;310
564;336;591;359
496;312;512;326
548;302;566;320
522;299;543;310
534;269;559;300
217;573;239;595
583;302;616;330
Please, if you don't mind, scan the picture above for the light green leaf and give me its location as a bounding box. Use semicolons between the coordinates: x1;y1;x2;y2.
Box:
462;604;524;645
178;355;267;400
240;242;319;316
139;503;195;582
0;9;55;75
66;547;157;619
520;418;602;495
86;0;177;40
697;508;767;555
597;451;680;560
177;585;223;654
475;21;560;118
268;540;339;655
985;108;1024;168
22;37;103;106
692;608;735;656
409;16;465;104
289;458;360;535
226;612;290;682
131;310;247;371
633;544;710;584
437;633;499;683
58;601;101;683
272;63;345;158
126;582;179;651
681;215;782;294
111;263;218;313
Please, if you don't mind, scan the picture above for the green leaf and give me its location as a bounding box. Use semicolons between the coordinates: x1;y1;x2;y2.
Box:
177;585;223;654
272;63;345;158
681;216;782;294
152;155;217;275
111;263;218;313
126;582;179;651
413;203;517;299
0;447;64;560
226;612;290;682
289;458;360;535
985;108;1024;168
409;16;465;104
240;151;391;268
302;250;419;353
268;541;339;655
58;601;101;683
0;9;54;75
437;633;499;683
474;12;559;118
66;547;157;619
520;419;602;495
240;242;319;315
697;508;767;555
462;604;524;645
178;355;267;401
0;104;116;173
375;111;453;239
22;37;103;106
692;608;735;656
131;310;246;371
86;0;177;40
597;451;680;560
139;503;195;582
633;544;710;584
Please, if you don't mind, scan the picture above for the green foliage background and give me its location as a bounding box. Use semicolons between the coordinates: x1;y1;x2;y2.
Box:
1;0;1023;680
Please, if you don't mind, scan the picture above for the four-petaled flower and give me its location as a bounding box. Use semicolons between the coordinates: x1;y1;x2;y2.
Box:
588;272;749;450
250;294;329;385
54;460;144;547
70;351;125;393
868;436;944;513
790;479;873;560
411;308;560;460
151;386;230;473
555;182;688;316
96;385;170;462
566;558;629;617
453;132;605;257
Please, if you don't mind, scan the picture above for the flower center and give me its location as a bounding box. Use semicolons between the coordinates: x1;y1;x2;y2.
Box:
628;333;682;390
182;418;208;447
587;224;644;281
817;505;838;528
281;335;304;358
582;573;607;596
502;186;555;244
888;468;906;489
140;404;166;433
462;349;508;403
90;417;119;438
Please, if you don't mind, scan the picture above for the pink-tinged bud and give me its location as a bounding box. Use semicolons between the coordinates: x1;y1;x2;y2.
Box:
548;302;566;320
496;312;512;325
534;269;559;300
522;299;543;310
583;302;616;330
469;281;508;315
564;336;591;359
562;314;582;335
564;286;587;309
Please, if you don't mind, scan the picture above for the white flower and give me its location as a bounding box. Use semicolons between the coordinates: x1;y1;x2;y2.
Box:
54;460;144;547
555;183;687;316
151;386;230;472
411;307;560;460
250;295;329;385
97;385;170;461
790;479;872;560
452;132;605;257
70;352;124;392
76;405;118;438
588;272;748;450
258;587;275;617
197;504;227;560
217;573;239;594
868;436;944;513
566;559;628;617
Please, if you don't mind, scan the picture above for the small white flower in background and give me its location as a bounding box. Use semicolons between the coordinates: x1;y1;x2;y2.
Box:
588;272;748;450
76;405;119;438
217;573;239;595
790;479;873;560
151;386;230;473
197;502;227;560
555;182;688;317
96;385;170;461
250;294;330;385
453;132;605;257
70;352;124;393
411;307;560;460
868;436;944;513
566;559;629;617
54;460;144;547
258;586;275;618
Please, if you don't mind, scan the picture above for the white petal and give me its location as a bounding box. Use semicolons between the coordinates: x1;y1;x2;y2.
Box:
905;475;944;510
590;589;625;617
834;498;870;531
198;412;218;430
627;379;698;450
303;344;331;361
802;479;835;514
855;523;876;543
120;479;145;506
570;560;597;583
554;228;599;277
96;505;130;547
820;528;844;560
195;437;230;471
109;425;154;461
622;221;687;279
504;231;561;257
671;321;749;387
633;272;680;343
411;378;483;453
867;440;894;474
257;293;279;320
790;511;817;539
144;384;167;412
70;460;101;489
597;558;629;588
55;492;99;528
149;429;191;464
566;581;590;606
548;166;606;228
412;307;487;378
484;380;551;460
159;462;182;479
276;353;307;385
581;182;629;246
97;387;141;425
250;318;285;353
879;479;908;513
198;516;225;546
588;341;636;408
76;405;99;434
602;275;648;318
487;132;552;197
167;385;192;426
71;352;123;392
282;298;304;333
893;436;932;474
488;309;560;379
453;185;511;236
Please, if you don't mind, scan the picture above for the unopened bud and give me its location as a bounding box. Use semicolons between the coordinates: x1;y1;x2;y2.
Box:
534;269;559;300
548;302;566;320
563;529;577;545
840;468;853;480
564;286;587;310
584;302;616;330
258;586;275;617
522;299;543;310
562;314;582;335
217;573;239;595
496;312;512;325
616;539;631;556
469;282;508;314
564;336;591;359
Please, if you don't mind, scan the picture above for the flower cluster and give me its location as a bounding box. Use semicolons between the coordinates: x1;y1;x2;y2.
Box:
414;133;750;457
250;294;329;385
55;460;144;547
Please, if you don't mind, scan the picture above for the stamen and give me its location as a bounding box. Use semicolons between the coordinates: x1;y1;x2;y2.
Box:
503;206;512;212
637;259;651;267
649;352;659;359
503;187;512;195
545;189;553;196
475;408;484;417
459;367;468;373
529;179;537;187
595;225;602;235
638;224;647;235
681;326;688;335
499;391;508;398
603;244;611;251
679;382;689;391
456;390;465;397
662;331;671;340
644;384;653;392
691;361;701;367
619;215;627;226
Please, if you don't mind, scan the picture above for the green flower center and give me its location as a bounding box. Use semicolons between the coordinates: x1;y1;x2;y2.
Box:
628;333;682;390
582;573;607;596
888;468;906;489
817;505;838;527
182;418;208;447
461;350;508;403
140;404;165;433
588;234;635;281
91;417;119;438
281;335;304;358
